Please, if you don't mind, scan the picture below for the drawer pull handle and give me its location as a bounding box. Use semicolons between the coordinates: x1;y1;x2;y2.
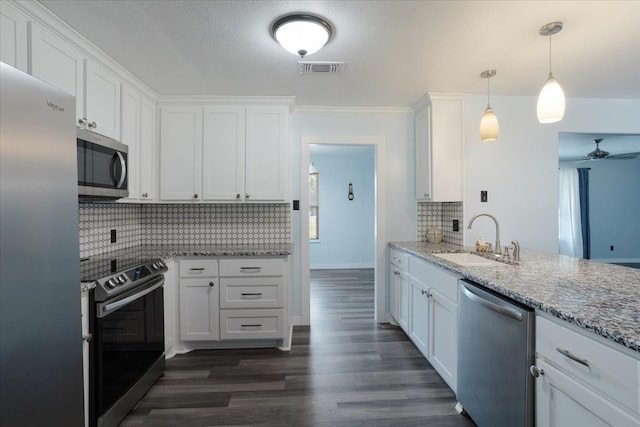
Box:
189;268;205;271
556;348;590;367
241;324;262;328
240;267;262;272
241;292;263;297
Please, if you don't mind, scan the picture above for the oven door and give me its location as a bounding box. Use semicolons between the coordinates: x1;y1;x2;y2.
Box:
93;276;164;426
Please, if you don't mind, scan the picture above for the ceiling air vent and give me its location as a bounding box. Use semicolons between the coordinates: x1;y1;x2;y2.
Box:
298;61;345;74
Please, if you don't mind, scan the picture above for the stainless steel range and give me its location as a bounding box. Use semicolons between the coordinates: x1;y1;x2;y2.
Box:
82;253;167;427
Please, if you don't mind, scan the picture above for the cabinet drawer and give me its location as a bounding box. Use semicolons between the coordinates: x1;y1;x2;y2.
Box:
409;257;459;302
220;309;284;340
537;315;640;413
390;248;409;270
220;277;284;309
180;259;218;277
219;258;284;277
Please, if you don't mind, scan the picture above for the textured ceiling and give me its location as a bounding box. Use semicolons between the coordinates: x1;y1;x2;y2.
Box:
39;0;640;107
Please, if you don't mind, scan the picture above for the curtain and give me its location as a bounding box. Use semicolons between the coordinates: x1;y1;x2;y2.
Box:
558;168;583;258
577;168;591;259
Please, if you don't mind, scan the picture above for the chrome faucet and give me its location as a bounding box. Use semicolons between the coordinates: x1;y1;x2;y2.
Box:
467;213;501;255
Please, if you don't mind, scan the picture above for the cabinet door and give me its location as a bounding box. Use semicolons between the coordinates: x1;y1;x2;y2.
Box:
245;106;288;201
398;270;410;332
414;105;431;200
409;277;429;357
139;95;157;201
121;84;141;200
160;105;202;200
28;22;84;124
84;59;121;140
389;267;400;322
430;95;462;201
535;359;640;427
179;278;219;341
1;2;28;72
428;288;457;392
202;106;245;201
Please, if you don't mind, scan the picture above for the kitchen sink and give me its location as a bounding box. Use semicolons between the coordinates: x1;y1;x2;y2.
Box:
432;252;505;267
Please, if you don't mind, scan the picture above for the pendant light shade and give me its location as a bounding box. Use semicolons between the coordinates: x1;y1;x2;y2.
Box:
272;14;332;58
479;70;499;142
537;22;565;123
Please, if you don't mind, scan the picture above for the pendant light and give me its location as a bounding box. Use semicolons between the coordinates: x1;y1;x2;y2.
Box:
479;69;499;142
537;22;565;123
271;14;333;58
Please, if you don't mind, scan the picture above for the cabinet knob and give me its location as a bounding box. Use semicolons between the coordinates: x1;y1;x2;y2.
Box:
421;290;427;295
236;194;241;199
142;192;148;198
88;121;97;129
529;365;544;378
82;333;93;342
78;118;88;126
193;194;198;199
245;193;250;199
209;281;215;287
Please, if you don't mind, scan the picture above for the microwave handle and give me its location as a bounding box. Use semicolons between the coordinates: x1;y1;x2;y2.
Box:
113;151;127;189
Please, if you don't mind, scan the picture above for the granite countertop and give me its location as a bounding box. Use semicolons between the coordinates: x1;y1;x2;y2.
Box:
390;241;640;354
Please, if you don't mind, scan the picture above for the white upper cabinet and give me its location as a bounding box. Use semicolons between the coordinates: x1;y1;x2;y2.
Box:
28;21;121;140
0;2;28;72
414;93;464;202
28;21;84;125
160;105;203;201
121;84;157;201
84;59;121;140
245;106;288;201
139;96;157;201
161;103;289;203
202;106;246;201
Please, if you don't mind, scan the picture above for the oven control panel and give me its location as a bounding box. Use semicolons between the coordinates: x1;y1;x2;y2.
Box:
94;259;167;301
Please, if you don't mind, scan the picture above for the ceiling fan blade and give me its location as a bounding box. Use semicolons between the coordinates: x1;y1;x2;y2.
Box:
608;152;640;159
573;159;592;164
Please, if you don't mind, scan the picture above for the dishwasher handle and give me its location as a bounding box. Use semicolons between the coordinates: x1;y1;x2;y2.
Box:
460;283;523;321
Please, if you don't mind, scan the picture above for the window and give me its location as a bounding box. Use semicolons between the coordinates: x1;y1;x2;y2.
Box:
309;172;319;240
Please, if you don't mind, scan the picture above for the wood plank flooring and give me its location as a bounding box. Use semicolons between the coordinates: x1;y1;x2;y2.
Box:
120;269;475;426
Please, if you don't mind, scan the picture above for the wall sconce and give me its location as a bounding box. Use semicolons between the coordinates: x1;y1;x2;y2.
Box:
537;22;565;124
271;14;333;58
479;69;499;142
348;182;354;200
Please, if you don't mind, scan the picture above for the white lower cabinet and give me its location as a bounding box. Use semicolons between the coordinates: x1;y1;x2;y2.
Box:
388;247;459;392
533;315;640;426
177;256;288;347
179;259;219;341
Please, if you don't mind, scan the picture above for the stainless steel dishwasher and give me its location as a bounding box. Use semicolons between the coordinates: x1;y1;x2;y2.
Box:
457;280;535;427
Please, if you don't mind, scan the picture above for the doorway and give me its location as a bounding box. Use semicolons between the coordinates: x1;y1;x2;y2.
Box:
300;136;386;326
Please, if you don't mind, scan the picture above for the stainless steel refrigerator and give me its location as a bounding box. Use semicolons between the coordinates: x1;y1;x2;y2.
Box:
1;62;84;426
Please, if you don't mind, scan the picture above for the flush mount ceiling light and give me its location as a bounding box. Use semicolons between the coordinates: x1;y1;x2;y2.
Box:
537;21;565;124
271;14;332;58
479;69;499;142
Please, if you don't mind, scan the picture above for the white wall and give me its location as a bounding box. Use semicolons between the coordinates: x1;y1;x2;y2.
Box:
463;95;640;253
289;109;415;323
310;147;375;269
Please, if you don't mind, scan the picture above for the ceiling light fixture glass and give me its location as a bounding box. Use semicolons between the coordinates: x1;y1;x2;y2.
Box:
537;22;565;124
271;14;332;58
480;69;499;142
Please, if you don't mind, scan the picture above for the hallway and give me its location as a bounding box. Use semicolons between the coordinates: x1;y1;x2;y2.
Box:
121;269;474;426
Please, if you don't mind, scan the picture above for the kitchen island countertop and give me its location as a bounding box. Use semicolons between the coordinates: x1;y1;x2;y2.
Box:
390;241;640;354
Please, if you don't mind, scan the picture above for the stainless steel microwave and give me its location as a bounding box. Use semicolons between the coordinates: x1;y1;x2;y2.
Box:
77;128;128;201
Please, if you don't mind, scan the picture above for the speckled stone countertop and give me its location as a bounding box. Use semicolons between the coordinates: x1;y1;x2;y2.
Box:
390;241;640;354
138;243;292;258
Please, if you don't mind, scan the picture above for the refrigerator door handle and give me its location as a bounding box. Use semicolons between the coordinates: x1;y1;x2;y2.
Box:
460;283;523;321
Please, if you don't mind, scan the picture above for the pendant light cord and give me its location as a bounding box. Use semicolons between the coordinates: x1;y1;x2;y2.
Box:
487;74;491;108
548;32;553;76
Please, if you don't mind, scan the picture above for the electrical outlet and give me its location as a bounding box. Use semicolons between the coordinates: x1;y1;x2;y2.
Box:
111;229;117;243
293;200;300;211
481;190;488;202
453;219;459;232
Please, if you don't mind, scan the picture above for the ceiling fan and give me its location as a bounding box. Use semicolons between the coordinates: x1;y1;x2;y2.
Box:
574;138;640;164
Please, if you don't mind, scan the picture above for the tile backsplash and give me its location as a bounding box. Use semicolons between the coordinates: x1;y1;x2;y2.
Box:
79;203;291;257
417;201;463;245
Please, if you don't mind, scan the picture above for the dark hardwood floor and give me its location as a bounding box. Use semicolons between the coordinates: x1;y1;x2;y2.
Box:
120;269;475;426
